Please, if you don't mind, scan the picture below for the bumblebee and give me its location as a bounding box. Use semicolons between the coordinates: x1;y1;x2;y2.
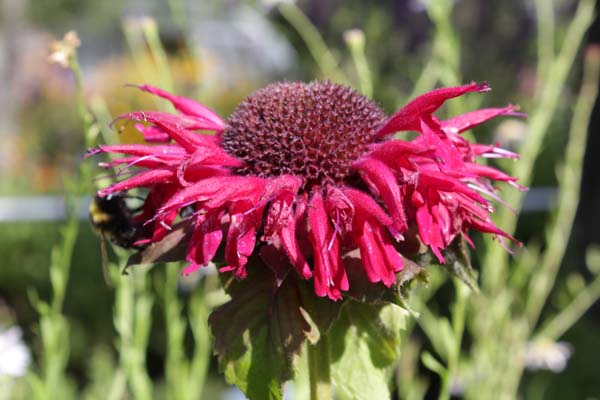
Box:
89;193;145;285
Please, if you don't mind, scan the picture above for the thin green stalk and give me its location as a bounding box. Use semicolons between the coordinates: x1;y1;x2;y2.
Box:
536;273;600;341
29;33;92;399
417;0;463;115
525;44;600;325
308;336;332;400
278;3;347;83
114;266;154;400
89;96;117;146
122;19;155;84
344;29;373;98
106;369;127;400
142;18;175;93
122;18;163;109
162;266;211;400
533;0;555;99
439;280;469;400
166;0;187;31
426;0;460;87
163;266;186;400
407;60;440;104
188;282;211;398
69;55;95;148
482;0;595;292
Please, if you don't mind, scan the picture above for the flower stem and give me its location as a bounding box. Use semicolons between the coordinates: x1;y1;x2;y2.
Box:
525;41;600;326
308;336;332;400
439;279;469;400
536;272;600;341
344;29;373;98
277;3;347;84
481;0;595;293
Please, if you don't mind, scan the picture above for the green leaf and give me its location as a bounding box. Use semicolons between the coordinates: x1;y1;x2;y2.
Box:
329;301;408;400
438;237;479;291
209;258;342;400
344;250;429;310
416;308;454;362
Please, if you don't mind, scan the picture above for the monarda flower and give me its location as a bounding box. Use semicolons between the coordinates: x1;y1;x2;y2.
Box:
92;81;522;300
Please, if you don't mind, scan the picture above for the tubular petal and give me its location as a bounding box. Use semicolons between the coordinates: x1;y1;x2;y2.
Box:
376;82;490;137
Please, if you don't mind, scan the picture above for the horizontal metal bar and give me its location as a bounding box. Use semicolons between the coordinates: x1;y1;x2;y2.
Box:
0;196;92;222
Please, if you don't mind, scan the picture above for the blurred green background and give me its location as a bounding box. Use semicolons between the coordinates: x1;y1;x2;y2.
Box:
1;0;599;399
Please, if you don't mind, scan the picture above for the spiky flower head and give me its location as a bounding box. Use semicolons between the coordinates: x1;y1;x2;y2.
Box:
92;81;523;300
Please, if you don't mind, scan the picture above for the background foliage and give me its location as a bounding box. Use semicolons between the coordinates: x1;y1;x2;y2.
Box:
1;0;599;399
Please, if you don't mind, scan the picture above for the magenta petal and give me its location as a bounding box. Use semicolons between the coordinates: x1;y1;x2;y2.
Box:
418;117;464;170
98;169;175;197
342;187;393;227
441;105;520;134
419;171;487;205
464;163;519;184
99;144;186;157
416;204;445;263
366;140;433;165
374;226;404;275
262;176;301;238
325;186;354;234
472;144;519;159
114;111;218;153
372;223;403;285
187;213;223;267
224;202;263;279
135;84;225;131
376;82;490;137
204;178;266;209
187;146;243;168
263;175;303;199
159;176;265;214
467;217;521;245
307;192;348;300
279;217;312;279
134;123;171;143
354;220;402;287
182;262;202;276
355;220;387;284
150;210;178;243
353;157;407;233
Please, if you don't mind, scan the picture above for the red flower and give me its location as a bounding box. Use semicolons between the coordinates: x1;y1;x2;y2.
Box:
92;81;523;300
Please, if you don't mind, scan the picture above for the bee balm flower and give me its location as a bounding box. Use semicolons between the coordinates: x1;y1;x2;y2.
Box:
93;81;521;300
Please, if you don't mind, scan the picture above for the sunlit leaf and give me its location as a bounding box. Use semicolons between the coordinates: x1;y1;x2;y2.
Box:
209;259;342;400
329;301;408;400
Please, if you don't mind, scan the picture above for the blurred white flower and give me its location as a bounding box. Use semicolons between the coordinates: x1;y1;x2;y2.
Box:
0;326;30;378
409;0;462;12
261;0;296;8
48;30;80;68
493;119;528;152
524;339;573;373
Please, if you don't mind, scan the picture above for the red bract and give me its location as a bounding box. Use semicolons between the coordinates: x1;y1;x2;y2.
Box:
92;81;523;300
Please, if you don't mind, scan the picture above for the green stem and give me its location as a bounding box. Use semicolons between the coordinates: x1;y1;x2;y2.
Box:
439;280;469;400
344;29;373;98
278;3;347;84
308;336;332;400
481;0;595;293
142;18;175;93
537;273;600;341
533;0;555;99
525;42;600;325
